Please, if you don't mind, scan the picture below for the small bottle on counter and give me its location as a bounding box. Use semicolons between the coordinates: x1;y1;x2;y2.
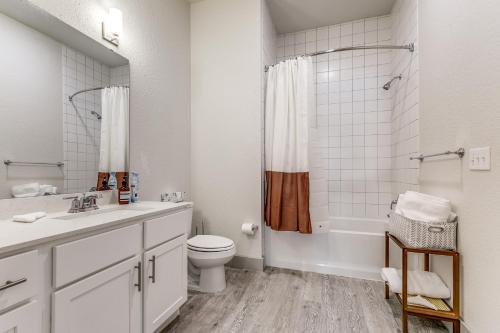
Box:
100;176;110;191
108;172;117;190
130;172;139;203
118;176;130;205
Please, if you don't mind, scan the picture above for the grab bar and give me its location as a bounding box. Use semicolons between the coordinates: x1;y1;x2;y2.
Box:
410;148;465;162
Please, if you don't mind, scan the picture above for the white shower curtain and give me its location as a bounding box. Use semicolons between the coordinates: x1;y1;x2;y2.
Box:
265;56;314;233
99;86;129;173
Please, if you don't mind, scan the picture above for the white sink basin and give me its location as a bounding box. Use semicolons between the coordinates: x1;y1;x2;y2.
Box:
54;205;153;221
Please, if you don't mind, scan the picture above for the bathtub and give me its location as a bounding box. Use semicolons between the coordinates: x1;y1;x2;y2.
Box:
264;216;388;280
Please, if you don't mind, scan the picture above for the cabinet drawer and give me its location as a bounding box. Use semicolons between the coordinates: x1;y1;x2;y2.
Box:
0;300;41;333
53;224;141;288
144;208;192;250
0;250;39;312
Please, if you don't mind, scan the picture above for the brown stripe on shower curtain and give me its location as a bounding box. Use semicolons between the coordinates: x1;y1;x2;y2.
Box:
265;171;312;234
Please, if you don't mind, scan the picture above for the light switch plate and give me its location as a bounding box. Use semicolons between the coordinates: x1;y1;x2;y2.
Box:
469;147;490;170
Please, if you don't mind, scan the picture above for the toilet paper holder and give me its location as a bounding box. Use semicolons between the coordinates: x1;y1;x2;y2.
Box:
241;223;258;236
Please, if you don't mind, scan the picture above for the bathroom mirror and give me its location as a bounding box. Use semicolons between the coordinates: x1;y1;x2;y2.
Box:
0;1;130;199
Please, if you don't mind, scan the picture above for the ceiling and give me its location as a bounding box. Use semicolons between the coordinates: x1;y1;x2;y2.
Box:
267;0;396;34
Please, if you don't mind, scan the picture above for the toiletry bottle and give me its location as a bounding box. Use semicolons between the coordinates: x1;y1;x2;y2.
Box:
118;176;130;205
109;172;117;190
130;172;139;203
101;176;110;191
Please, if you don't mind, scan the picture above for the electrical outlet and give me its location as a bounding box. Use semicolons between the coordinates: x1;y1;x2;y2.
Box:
469;147;490;170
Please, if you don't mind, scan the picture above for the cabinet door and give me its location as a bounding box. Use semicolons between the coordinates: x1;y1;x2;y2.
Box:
0;300;41;333
144;235;187;333
53;256;141;333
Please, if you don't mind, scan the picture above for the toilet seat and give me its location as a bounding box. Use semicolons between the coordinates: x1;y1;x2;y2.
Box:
187;235;234;252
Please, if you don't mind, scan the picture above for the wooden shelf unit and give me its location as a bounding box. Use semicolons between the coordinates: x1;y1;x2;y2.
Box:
384;232;460;333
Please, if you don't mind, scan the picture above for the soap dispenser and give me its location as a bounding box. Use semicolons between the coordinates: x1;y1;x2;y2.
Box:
118;176;130;205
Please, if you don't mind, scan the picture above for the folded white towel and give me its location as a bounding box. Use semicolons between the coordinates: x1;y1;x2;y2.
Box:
395;191;452;223
381;267;450;299
11;183;57;198
12;182;41;198
12;212;47;223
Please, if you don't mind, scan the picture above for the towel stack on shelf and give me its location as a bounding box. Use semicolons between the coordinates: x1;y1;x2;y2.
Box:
395;191;456;223
381;267;451;310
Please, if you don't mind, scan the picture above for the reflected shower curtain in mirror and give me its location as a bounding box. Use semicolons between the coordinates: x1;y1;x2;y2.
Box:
97;87;129;189
265;57;313;234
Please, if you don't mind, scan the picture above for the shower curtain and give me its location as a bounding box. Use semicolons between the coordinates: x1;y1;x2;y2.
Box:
97;86;129;189
265;57;313;234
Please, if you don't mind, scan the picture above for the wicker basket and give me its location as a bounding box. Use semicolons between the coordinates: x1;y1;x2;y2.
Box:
388;213;457;250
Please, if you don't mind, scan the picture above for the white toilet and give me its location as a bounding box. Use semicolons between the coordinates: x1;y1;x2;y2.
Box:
187;234;236;293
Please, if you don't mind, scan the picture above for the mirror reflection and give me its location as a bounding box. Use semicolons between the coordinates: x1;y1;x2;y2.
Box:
0;11;129;199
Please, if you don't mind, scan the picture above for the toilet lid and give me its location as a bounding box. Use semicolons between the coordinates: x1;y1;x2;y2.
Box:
187;235;234;250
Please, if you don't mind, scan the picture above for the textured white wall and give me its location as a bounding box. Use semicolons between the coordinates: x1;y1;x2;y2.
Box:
419;0;500;331
29;0;191;201
0;12;63;198
190;0;263;259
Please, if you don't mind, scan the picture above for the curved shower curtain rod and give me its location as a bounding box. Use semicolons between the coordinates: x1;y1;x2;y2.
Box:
264;43;414;72
68;85;129;120
68;85;129;102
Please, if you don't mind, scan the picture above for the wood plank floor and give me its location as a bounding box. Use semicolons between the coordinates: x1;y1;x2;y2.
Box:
164;267;448;333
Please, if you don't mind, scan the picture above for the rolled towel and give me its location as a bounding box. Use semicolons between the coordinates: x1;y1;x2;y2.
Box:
381;267;450;299
39;185;57;196
395;191;452;223
12;212;47;223
11;183;40;198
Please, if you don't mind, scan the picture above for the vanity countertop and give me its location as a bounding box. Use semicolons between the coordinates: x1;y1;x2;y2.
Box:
0;201;193;256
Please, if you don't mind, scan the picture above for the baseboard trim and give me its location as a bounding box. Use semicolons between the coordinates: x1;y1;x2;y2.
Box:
228;255;264;271
157;309;180;332
460;320;472;333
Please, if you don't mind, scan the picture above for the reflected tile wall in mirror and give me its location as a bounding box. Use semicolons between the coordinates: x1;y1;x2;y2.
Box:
62;47;130;194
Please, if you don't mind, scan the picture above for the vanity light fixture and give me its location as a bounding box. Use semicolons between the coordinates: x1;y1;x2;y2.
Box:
102;8;122;46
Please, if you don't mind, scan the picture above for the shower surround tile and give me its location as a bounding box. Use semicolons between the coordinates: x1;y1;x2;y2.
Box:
276;15;394;219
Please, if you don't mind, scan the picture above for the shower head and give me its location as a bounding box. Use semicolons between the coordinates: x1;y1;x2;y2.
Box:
383;74;402;90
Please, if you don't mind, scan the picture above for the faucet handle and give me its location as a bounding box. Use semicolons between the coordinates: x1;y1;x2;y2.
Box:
64;196;80;213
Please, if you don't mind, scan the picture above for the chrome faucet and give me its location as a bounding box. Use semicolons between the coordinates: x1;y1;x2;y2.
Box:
63;193;101;213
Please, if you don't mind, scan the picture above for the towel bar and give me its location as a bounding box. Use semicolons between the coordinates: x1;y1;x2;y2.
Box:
3;160;64;167
410;148;465;162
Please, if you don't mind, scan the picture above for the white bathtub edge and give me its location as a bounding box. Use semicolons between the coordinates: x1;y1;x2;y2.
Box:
266;258;382;281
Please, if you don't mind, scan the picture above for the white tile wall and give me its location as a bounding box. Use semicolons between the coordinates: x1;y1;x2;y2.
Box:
276;15;394;219
62;47;129;194
390;0;419;197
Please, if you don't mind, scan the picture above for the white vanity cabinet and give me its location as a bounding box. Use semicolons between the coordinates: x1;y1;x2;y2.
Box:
143;235;187;333
0;204;192;333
